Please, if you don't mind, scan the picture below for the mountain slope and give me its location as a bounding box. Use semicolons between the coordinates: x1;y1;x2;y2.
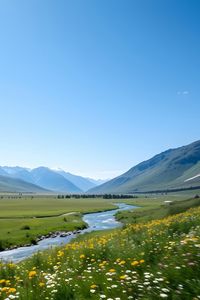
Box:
0;175;49;193
55;170;97;192
0;167;9;176
30;167;82;193
2;166;34;183
89;140;200;194
1;166;83;193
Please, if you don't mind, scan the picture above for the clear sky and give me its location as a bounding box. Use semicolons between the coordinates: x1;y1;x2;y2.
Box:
0;0;199;179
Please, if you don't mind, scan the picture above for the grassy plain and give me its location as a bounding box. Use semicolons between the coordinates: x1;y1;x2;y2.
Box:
1;202;200;299
0;196;117;218
116;194;200;224
0;192;199;250
0;196;117;250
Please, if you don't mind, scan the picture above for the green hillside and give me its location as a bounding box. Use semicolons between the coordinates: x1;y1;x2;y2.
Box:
0;175;49;193
89;140;200;194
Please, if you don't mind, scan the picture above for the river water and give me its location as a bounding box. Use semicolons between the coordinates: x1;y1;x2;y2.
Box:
0;203;136;262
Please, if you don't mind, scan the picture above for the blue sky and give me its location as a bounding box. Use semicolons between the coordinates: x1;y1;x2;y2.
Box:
0;0;199;179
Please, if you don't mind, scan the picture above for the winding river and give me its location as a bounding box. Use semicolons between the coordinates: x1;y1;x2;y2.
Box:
0;203;136;263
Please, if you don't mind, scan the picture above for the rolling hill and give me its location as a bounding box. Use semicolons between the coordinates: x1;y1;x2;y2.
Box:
88;140;200;194
0;175;49;193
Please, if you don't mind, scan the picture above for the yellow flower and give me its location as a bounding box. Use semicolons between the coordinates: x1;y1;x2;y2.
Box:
140;259;145;264
1;287;9;292
80;254;85;259
28;270;37;278
39;282;45;287
6;280;11;286
8;288;16;294
109;269;116;273
57;250;64;257
131;261;139;266
0;279;6;284
116;258;121;262
90;284;97;289
120;275;127;280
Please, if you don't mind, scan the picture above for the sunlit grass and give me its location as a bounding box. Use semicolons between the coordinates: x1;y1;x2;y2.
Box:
1;206;200;299
0;197;117;250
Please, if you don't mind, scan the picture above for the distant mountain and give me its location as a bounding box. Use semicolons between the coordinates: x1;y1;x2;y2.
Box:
30;167;82;193
89;140;200;194
1;166;82;193
1;166;109;193
2;166;34;183
0;175;48;193
55;169;109;191
55;170;97;192
2;166;30;175
87;178;109;186
0;167;9;176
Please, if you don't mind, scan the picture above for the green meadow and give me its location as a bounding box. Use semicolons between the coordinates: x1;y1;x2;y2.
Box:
0;193;200;299
0;196;117;218
116;194;200;224
0;196;116;250
0;192;198;250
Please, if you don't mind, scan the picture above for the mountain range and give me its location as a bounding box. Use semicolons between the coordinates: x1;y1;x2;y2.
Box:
0;167;106;193
1;140;200;194
89;140;200;194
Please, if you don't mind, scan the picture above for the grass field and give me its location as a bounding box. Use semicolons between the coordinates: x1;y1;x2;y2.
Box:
0;202;200;299
116;194;200;224
0;196;117;218
0;196;117;250
0;192;198;250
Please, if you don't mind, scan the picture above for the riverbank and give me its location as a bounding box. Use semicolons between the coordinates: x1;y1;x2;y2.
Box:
0;194;194;251
116;196;200;225
0;205;200;300
0;203;136;262
0;197;118;250
1;227;87;251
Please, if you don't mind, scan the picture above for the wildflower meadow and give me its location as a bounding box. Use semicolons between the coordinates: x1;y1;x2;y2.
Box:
1;206;200;299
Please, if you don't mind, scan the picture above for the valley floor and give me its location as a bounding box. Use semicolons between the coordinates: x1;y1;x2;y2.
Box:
0;196;116;250
0;193;200;299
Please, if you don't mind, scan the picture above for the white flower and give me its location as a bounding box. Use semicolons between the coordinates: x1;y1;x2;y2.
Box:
160;293;168;298
131;280;138;283
157;278;164;282
162;288;169;293
153;280;158;283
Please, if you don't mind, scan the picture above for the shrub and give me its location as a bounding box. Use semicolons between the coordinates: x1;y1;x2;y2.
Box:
20;225;30;230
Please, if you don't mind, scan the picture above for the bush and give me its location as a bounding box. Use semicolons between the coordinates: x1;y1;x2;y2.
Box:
20;225;30;230
0;240;5;251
